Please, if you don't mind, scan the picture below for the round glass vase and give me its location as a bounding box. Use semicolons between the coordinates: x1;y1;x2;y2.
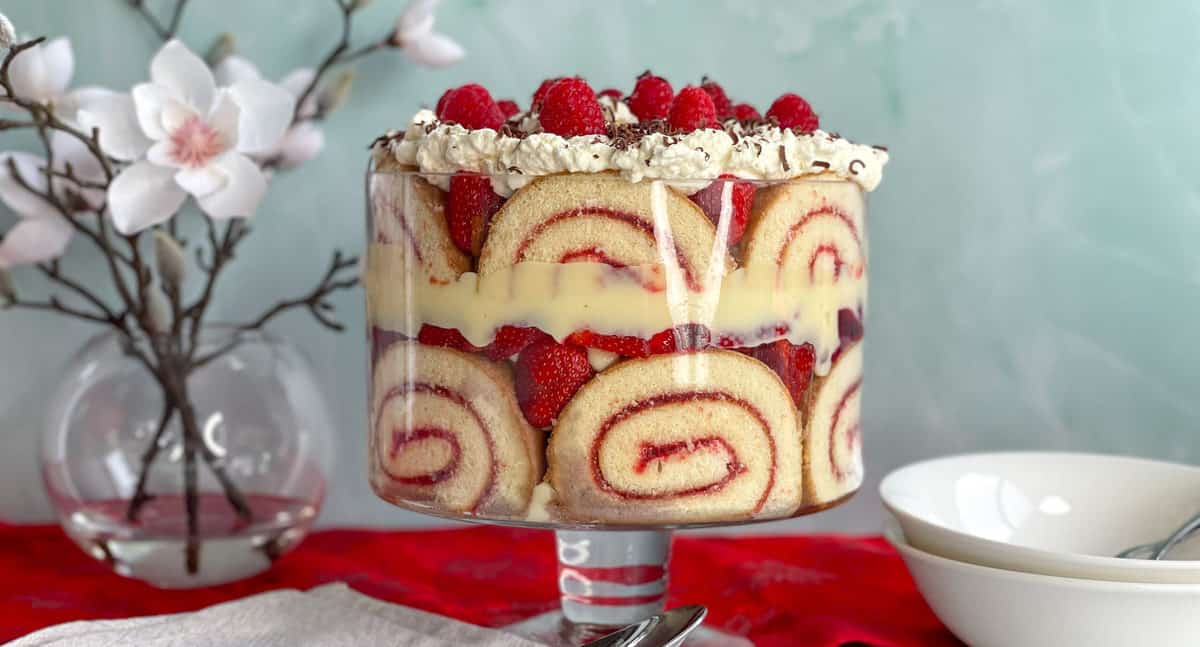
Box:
41;327;334;588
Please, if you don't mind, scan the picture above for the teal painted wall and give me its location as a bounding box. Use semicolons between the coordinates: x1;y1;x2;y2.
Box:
2;0;1197;532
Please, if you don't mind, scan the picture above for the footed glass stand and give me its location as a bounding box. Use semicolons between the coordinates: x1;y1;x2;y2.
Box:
504;530;751;646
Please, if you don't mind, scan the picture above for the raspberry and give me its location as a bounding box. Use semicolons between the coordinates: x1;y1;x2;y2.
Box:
688;174;755;245
417;324;479;352
538;78;606;137
701;77;735;121
435;88;454;116
514;337;595;428
437;84;505;130
566;329;650;358
747;340;816;405
446;172;504;255
497;100;520;119
668;86;718;131
626;72;673;121
531;77;566;113
482;325;548;361
733;103;761;121
766;93;819;133
598;88;623;100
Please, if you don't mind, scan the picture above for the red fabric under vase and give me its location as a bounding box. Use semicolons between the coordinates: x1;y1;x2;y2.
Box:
0;522;961;646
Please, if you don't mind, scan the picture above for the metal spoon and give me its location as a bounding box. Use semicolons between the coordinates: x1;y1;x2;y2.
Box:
1116;510;1200;560
582;605;707;647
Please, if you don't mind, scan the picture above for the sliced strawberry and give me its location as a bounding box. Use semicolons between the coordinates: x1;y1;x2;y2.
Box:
688;174;755;245
417;324;479;352
648;324;711;354
514;337;595;428
566;329;650;358
446;172;504;256
482;325;548;361
832;308;864;363
747;340;816;405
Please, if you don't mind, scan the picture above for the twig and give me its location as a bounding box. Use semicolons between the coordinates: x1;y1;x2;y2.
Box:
290;0;387;123
4;296;115;325
125;402;176;521
236;250;358;333
131;0;190;41
36;261;122;324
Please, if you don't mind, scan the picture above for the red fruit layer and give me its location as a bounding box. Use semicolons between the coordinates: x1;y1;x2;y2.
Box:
590;391;774;511
446;172;504;256
745;340;816;405
514;337;595;428
688;175;755;245
417;324;545;360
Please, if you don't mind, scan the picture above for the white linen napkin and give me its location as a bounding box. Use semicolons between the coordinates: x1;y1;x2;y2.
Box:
8;583;545;647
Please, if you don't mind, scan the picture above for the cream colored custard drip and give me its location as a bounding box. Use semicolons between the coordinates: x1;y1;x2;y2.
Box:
376;109;888;198
365;247;867;376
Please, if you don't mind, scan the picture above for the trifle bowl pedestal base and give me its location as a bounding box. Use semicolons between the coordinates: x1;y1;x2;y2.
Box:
503;529;752;646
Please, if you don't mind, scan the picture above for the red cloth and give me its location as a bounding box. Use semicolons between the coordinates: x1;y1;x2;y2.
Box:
0;522;960;646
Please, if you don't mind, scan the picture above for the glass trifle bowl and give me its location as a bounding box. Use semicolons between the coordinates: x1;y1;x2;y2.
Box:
362;81;887;644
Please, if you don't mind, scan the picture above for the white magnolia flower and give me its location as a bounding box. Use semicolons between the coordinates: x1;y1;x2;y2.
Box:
0;13;15;50
84;40;294;234
393;0;465;68
6;37;102;122
215;55;324;169
0;132;104;268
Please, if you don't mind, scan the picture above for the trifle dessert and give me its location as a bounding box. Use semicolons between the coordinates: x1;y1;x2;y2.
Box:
365;73;887;525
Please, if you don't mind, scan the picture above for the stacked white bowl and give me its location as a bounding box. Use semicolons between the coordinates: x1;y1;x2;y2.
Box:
879;452;1200;647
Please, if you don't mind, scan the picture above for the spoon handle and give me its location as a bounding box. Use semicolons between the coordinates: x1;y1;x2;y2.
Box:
1150;511;1200;560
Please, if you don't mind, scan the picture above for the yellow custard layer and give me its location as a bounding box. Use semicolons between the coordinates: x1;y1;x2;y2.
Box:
365;244;867;375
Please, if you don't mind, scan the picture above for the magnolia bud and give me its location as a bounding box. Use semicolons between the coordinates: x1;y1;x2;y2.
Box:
0;268;15;305
0;13;15;50
317;71;354;116
205;33;236;67
145;285;172;334
153;230;187;291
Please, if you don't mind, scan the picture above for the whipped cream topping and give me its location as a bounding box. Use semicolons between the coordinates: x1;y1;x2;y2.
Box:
376;108;888;197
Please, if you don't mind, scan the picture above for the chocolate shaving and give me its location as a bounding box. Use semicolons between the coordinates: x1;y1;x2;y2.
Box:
811;160;831;170
506;165;524;174
848;159;864;175
778;145;790;172
872;145;889;152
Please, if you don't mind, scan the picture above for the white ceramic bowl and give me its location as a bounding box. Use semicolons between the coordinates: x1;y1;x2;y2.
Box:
886;519;1200;647
880;452;1200;583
